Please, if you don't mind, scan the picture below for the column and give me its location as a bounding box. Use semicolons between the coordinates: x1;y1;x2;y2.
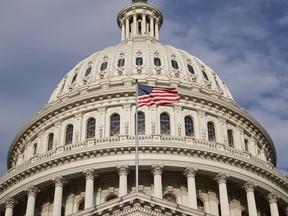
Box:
149;16;154;37
214;173;230;216
242;181;257;216
125;17;130;38
151;164;164;199
121;20;125;41
83;168;97;209
142;13;146;35
54;120;63;148
183;167;198;209
235;126;244;150
155;18;159;40
267;192;279;216
4;197;17;216
197;110;206;140
217;117;226;144
52;176;67;216
117;165;129;197
25;185;40;216
249;137;257;156
133;13;137;35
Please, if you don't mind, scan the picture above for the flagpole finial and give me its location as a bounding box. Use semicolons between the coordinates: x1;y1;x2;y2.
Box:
132;0;148;3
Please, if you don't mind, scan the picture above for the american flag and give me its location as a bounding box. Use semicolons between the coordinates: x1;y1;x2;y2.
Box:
137;84;180;107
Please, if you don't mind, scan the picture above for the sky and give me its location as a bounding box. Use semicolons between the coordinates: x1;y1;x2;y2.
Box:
0;0;287;176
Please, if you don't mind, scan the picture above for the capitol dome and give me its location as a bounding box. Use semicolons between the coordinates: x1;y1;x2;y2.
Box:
0;0;287;216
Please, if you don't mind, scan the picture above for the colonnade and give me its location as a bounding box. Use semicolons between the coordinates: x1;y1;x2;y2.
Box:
2;166;285;216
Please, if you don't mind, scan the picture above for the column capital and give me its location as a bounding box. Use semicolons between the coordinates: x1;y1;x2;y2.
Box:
117;165;129;176
83;168;98;180
266;192;279;204
183;167;197;178
26;185;40;197
242;181;257;193
4;197;18;209
52;176;67;187
214;173;229;184
151;164;164;176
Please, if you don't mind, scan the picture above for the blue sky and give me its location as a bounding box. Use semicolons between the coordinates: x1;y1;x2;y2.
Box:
0;0;287;176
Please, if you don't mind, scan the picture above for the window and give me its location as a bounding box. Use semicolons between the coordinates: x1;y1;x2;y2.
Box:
187;64;195;74
78;200;85;212
227;130;234;147
163;194;176;203
110;113;120;136
86;118;96;139
136;112;145;134
197;199;205;212
60;80;66;91
244;139;249;152
47;133;54;151
160;113;170;135
171;60;179;69
85;67;92;77
154;57;161;66
71;74;78;84
33;143;37;155
202;70;209;81
65;124;73;145
185;116;194;136
214;76;220;87
136;57;143;66
100;62;108;71
106;194;118;202
118;58;125;67
207;122;215;141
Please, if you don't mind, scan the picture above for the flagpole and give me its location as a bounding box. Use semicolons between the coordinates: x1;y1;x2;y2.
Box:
135;79;139;192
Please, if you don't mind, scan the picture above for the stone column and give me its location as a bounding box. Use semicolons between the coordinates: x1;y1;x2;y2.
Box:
183;167;198;209
155;18;159;40
149;16;154;37
151;164;164;199
25;185;40;216
217;117;226;144
196;110;206;140
214;173;230;216
52;176;67;216
242;181;257;216
133;13;137;35
83;168;97;209
125;17;130;39
117;165;129;197
142;13;146;35
4;197;17;216
267;192;279;216
235;126;244;150
121;20;125;41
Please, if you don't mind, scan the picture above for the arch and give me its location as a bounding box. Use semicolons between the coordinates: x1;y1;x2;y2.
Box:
77;199;85;212
110;113;120;136
207;121;215;141
227;129;234;147
105;194;118;202
197;198;205;212
163;193;176;203
65;124;73;145
86;118;96;139
184;116;194;136
47;133;54;151
160;112;170;135
136;111;145;134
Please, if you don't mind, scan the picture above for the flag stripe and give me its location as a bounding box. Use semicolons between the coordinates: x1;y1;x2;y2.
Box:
138;84;180;107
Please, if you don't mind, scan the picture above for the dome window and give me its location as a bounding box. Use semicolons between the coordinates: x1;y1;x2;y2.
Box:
60;80;66;91
136;111;145;134
214;76;220;87
136;57;143;66
86;118;96;139
110;113;120;136
118;58;125;68
154;57;161;67
77;200;85;212
33;143;37;155
202;70;209;81
171;60;179;69
47;133;54;151
85;67;92;77
65;124;73;145
187;64;195;74
227;129;234;147
160;113;170;135
71;74;78;84
185;116;194;136
100;61;108;71
207;122;215;141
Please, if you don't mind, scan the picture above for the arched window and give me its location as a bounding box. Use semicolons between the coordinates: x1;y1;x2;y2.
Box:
136;111;145;134
47;133;54;151
244;139;249;152
163;193;176;203
105;194;118;202
85;67;92;77
136;57;143;66
100;61;108;71
65;124;73;145
160;113;170;135
154;57;161;66
110;113;120;136
78;200;85;212
207;122;215;141
171;60;179;69
33;143;37;155
187;64;195;74
60;80;66;91
185;116;194;136
227;129;234;147
197;199;205;212
118;58;125;67
86;118;96;139
202;70;209;81
71;73;78;84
